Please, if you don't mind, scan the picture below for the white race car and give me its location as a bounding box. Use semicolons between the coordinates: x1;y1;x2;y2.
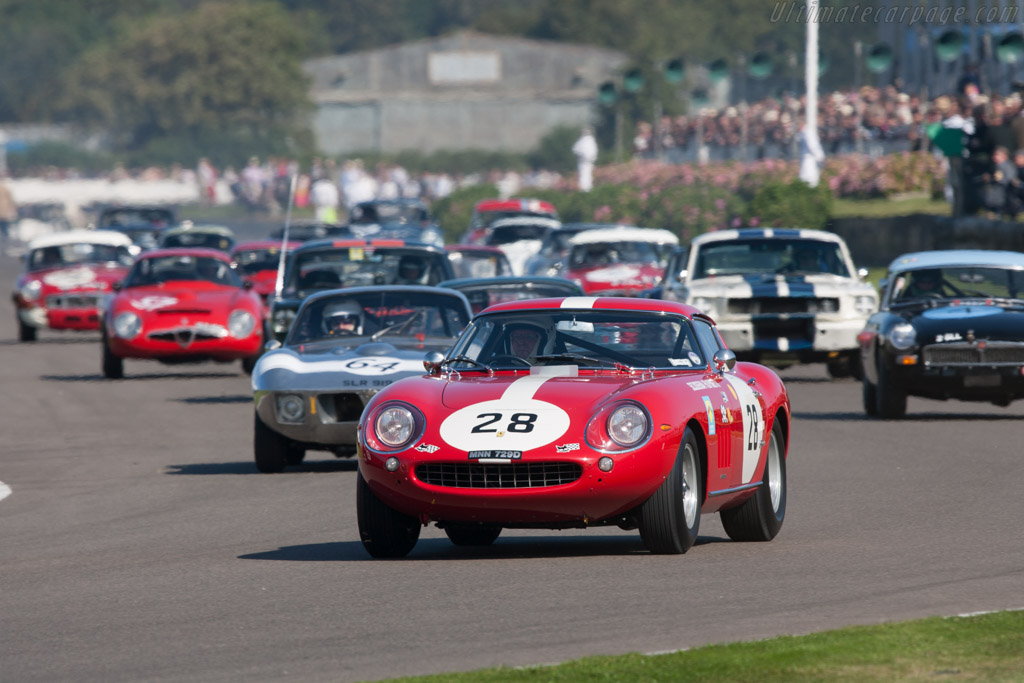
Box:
663;228;877;377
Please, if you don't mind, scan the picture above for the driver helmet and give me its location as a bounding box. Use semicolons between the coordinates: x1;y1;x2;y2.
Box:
911;269;941;292
505;321;551;358
397;255;427;284
322;300;364;336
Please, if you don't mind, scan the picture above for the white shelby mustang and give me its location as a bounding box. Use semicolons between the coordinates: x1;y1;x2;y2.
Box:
486;217;562;276
663;228;878;378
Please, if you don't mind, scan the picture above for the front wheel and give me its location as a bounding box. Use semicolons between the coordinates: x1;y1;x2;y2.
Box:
638;427;703;554
18;318;37;342
101;332;124;379
720;419;787;542
876;359;907;419
240;353;259;375
357;470;420;558
444;525;502;546
862;372;878;417
253;412;299;473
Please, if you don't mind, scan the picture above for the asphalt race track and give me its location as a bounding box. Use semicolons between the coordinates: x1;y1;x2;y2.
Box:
2;222;1023;682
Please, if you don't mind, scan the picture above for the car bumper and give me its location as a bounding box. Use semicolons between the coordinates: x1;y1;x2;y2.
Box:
359;441;676;526
255;390;378;447
717;315;864;359
884;361;1024;402
108;331;262;360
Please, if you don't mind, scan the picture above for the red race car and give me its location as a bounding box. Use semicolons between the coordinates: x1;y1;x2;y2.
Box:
564;226;679;296
357;296;790;558
101;248;264;378
13;230;135;342
230;239;300;309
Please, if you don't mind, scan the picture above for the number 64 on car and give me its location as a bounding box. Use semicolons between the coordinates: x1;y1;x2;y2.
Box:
356;296;791;558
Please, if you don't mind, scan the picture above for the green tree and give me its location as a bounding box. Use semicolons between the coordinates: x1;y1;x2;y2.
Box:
56;2;314;164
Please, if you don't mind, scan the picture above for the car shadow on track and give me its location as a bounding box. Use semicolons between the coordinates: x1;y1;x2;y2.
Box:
41;372;242;382
166;460;358;475
239;534;729;562
174;395;251;404
793;410;1024;422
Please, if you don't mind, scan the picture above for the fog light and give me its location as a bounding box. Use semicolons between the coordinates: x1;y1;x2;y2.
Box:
598;457;614;472
385;457;400;472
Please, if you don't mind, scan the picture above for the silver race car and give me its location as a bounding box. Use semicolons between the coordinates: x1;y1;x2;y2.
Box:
251;285;472;473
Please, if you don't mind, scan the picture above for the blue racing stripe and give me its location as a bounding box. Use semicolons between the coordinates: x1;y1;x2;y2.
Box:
742;274;780;298
785;275;816;297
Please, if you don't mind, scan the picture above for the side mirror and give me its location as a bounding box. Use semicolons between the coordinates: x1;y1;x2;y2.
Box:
424;351;445;375
713;348;737;373
857;267;869;280
111;281;122;292
264;339;282;352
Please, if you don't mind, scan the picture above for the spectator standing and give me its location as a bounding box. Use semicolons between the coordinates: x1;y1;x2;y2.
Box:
0;178;16;243
572;126;598;192
310;175;340;224
196;158;217;205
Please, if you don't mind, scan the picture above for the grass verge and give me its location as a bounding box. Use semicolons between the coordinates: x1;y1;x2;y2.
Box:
379;610;1024;682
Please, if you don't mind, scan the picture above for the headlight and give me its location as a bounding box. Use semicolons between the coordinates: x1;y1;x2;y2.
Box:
276;394;305;423
375;405;415;448
854;295;877;316
113;312;142;340
20;280;42;302
691;296;718;317
607;404;649;447
272;307;296;335
228;309;256;339
889;323;917;350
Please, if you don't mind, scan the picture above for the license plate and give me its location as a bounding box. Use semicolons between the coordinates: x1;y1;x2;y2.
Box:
468;450;522;461
963;374;1001;387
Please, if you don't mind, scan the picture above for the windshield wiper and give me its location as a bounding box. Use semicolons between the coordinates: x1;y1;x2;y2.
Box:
533;353;618;367
441;356;492;372
370;309;424;341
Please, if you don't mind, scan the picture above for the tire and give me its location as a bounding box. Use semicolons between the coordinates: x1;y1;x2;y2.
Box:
253;412;294;473
720;419;787;542
862;372;878;417
357;470;420;558
285;448;306;466
639;427;703;554
240;354;259;375
875;358;907;419
18;318;37;342
444;525;502;546
101;332;124;379
826;358;851;379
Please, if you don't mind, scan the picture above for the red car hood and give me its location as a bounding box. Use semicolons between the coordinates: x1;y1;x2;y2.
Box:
440;370;635;411
113;282;253;314
26;264;129;295
568;263;662;291
245;269;279;297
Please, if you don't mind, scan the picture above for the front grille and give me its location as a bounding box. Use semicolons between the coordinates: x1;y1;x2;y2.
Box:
752;318;813;340
147;324;228;346
924;342;1024;366
46;294;104;309
318;393;366;422
416;462;582;488
156;308;211;315
728;297;838;314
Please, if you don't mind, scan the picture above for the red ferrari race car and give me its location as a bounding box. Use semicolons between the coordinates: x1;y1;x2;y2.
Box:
357;296;790;558
13;230;135;342
230;239;299;309
101;248;264;378
564;226;679;296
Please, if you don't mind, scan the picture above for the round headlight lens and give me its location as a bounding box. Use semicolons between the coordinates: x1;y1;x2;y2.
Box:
607;404;648;447
276;394;305;423
889;323;917;350
20;280;42;302
272;307;296;335
376;406;415;448
854;295;877;316
113;312;142;340
228;309;256;339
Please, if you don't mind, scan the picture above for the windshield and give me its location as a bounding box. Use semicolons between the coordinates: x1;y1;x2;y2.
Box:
473;210;556;229
234;248;286;274
350;202;428;225
486;224;554;246
569;241;665;269
124;254;242;287
162;232;233;251
447;251;513;279
28;243;134;271
448;310;705;371
457;282;581;314
288;290;469;345
98;208;174;228
888;266;1024;304
286;248;447;294
692;238;851;278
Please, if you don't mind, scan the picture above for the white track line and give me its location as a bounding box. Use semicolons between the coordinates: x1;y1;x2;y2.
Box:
0;480;11;503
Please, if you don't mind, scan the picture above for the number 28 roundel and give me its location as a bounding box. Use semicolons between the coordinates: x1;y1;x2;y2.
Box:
438;376;571;452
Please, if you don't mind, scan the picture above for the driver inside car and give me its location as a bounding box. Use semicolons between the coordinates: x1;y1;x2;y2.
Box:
322;300;364;337
901;269;944;299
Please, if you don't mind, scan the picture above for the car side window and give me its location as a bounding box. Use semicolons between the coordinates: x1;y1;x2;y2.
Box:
691;318;722;359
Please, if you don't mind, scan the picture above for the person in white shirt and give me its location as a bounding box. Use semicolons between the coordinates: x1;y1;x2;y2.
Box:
572;126;599;192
